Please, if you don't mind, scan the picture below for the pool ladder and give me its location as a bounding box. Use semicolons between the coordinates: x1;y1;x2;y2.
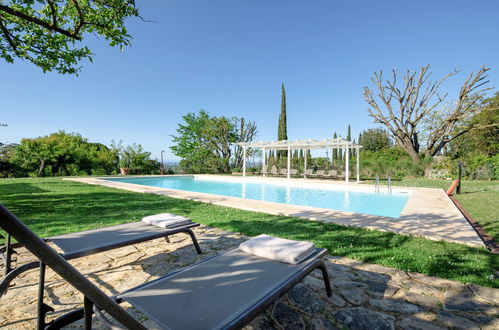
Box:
375;175;392;194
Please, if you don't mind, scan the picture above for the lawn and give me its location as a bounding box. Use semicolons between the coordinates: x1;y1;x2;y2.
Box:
0;177;498;288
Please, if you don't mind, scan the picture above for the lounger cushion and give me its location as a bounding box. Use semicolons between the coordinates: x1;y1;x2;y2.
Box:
48;222;195;255
118;248;325;330
142;213;192;228
239;234;315;264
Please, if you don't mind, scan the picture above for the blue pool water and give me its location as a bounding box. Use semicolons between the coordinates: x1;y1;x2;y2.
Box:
106;176;411;218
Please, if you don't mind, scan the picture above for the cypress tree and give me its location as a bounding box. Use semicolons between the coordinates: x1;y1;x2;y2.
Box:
333;132;338;160
277;82;288;157
347;124;351;141
358;133;362;145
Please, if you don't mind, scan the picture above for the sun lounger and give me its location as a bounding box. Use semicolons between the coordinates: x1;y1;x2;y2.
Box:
316;169;325;178
323;169;338;179
0;205;331;330
290;168;299;177
0;217;202;300
257;164;269;176
270;165;279;177
303;168;314;178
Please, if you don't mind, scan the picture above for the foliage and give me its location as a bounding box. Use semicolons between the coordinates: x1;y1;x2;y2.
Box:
2;131;158;177
170;110;257;174
0;177;496;287
277;82;288;157
364;65;492;161
170;110;213;173
11;131;119;176
111;140;159;174
360;128;392;152
0;0;139;74
0;143;23;177
450;92;499;157
359;146;426;179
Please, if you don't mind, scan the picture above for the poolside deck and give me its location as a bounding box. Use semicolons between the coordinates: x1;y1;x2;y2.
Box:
67;175;485;248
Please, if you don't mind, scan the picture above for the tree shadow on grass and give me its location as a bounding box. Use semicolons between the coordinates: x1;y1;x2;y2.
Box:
0;182;48;196
204;217;498;288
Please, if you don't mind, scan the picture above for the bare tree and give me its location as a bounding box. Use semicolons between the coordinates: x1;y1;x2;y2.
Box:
363;65;493;162
233;118;258;169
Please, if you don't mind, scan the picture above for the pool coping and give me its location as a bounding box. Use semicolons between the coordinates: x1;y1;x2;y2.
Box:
65;175;485;248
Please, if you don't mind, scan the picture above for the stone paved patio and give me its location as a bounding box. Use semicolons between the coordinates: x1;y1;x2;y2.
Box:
0;226;497;329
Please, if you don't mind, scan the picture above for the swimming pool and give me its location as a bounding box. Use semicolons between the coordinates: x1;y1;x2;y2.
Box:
106;176;411;218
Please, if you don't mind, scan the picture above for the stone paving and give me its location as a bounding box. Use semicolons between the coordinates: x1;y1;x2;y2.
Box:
0;225;497;329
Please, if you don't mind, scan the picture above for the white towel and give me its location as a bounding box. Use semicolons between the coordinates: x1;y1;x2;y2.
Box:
142;213;192;229
239;234;316;264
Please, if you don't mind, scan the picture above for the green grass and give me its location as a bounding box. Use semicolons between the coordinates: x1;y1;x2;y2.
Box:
1;177;498;287
385;179;499;242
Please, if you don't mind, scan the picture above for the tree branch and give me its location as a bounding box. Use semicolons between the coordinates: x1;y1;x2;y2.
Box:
0;3;82;40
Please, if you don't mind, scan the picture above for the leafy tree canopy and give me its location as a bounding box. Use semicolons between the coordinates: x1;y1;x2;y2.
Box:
450;92;499;157
170;110;257;174
360;128;392;152
12;131;119;176
0;0;139;74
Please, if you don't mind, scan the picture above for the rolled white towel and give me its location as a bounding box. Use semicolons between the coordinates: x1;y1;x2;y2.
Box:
142;213;192;229
239;234;316;264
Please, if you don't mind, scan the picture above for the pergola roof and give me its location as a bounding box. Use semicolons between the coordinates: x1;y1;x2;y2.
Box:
236;138;362;151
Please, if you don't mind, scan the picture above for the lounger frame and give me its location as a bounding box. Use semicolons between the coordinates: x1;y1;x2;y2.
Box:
0;217;202;328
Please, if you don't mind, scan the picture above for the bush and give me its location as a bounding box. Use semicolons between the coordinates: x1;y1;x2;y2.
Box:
466;155;498;180
359;147;424;179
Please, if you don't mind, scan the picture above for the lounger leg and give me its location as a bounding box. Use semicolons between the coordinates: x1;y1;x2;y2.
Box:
164;236;171;244
185;229;202;254
37;262;54;329
84;296;93;330
317;261;332;297
4;233;12;276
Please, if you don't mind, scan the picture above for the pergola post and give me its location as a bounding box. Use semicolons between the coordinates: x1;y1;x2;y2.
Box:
287;146;291;179
331;146;334;167
304;148;308;178
263;149;267;177
242;146;247;177
345;146;349;183
356;147;360;182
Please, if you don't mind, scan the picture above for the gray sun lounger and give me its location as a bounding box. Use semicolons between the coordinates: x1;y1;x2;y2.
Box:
0;220;202;301
257;164;268;176
270;165;279;177
0;205;331;330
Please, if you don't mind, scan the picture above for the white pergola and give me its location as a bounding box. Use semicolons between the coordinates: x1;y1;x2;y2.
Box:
236;138;362;183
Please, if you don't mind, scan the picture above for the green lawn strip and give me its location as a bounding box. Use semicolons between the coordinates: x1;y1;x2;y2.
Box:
0;177;497;288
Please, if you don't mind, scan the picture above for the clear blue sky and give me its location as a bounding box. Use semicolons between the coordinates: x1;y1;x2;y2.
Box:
2;0;498;161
